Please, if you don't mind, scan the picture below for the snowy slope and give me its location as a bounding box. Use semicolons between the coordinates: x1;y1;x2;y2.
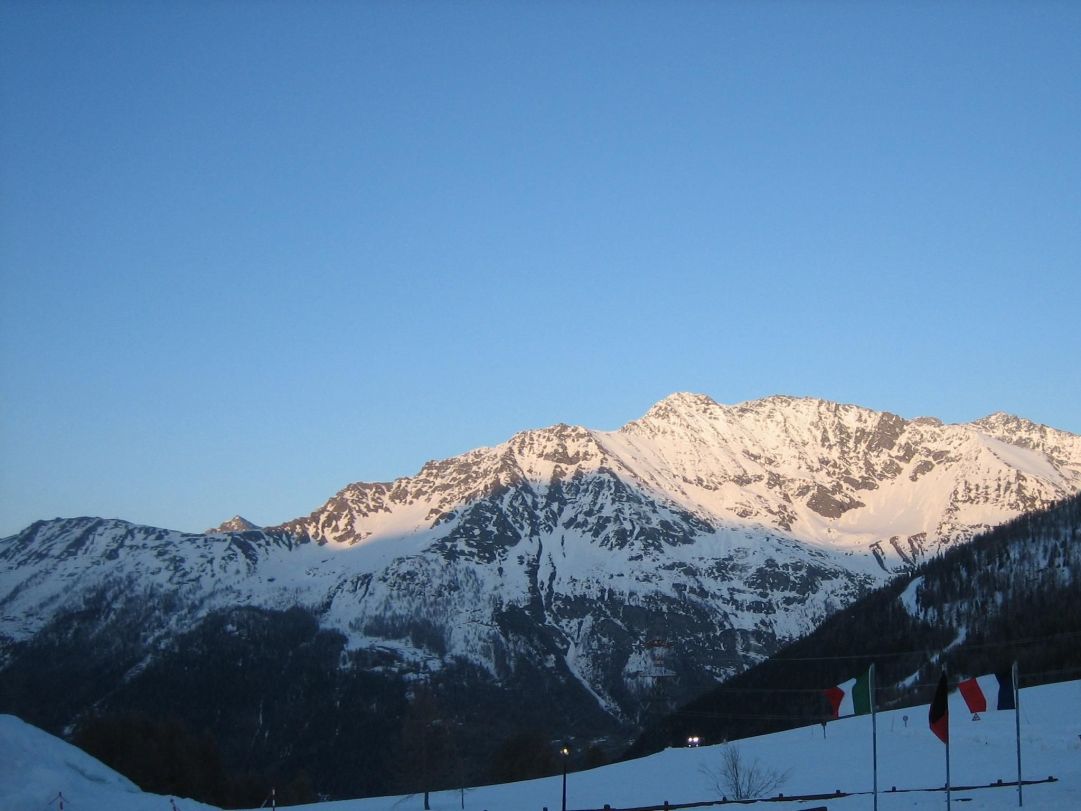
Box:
280;679;1081;811
3;680;1078;811
0;713;219;811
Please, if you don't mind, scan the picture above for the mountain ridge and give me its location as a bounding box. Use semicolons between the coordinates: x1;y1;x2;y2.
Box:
273;393;1081;562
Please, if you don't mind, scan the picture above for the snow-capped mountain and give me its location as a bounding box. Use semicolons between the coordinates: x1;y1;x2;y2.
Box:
283;393;1080;561
1;394;1079;755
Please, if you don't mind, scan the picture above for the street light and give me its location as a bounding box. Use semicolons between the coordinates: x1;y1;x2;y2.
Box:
560;746;570;811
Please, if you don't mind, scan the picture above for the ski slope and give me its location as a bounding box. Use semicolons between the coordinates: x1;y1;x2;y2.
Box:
2;681;1079;811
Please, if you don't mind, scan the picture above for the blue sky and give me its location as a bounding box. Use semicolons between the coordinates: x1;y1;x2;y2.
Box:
2;2;1079;536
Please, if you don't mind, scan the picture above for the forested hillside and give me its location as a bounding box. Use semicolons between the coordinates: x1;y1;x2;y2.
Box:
628;492;1081;756
0;602;617;807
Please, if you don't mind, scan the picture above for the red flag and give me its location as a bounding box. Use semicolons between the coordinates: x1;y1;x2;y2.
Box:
958;671;1016;713
929;672;949;744
957;677;987;713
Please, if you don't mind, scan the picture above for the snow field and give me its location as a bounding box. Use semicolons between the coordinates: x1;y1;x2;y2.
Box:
3;680;1078;811
330;680;1081;811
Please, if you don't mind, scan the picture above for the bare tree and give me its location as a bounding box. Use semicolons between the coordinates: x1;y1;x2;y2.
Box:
699;744;790;800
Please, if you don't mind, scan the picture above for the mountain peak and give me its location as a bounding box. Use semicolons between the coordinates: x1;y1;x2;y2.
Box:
971;411;1035;431
206;515;259;533
967;411;1081;445
638;392;720;422
659;391;719;407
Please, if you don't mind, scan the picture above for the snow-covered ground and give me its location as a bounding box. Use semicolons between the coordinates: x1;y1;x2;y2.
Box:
2;680;1078;811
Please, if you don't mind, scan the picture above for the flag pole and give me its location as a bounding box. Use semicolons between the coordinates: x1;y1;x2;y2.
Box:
930;671;951;811
944;669;951;811
946;724;952;811
870;662;878;811
1014;661;1022;807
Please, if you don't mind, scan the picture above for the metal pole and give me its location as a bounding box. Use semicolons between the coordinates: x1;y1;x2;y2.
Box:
1014;661;1022;807
946;728;952;811
561;758;567;811
870;663;878;811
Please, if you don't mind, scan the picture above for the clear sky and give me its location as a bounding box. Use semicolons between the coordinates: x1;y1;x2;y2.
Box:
2;1;1079;537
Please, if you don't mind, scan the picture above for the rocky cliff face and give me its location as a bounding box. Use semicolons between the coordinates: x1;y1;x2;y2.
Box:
2;394;1079;731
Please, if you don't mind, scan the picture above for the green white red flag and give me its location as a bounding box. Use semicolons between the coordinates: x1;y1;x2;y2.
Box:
823;669;872;718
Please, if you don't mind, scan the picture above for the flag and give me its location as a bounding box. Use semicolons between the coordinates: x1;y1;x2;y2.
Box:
958;671;1016;713
823;670;872;718
929;672;949;744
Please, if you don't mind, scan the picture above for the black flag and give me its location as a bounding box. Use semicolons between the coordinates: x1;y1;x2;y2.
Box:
929;672;949;744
